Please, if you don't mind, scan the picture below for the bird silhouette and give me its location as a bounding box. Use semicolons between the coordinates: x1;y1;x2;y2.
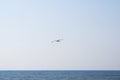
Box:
51;39;64;43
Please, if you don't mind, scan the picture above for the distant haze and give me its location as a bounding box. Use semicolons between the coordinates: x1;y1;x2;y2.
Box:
0;0;120;70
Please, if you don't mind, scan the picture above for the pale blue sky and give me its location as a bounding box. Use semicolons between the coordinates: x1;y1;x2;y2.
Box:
0;0;120;70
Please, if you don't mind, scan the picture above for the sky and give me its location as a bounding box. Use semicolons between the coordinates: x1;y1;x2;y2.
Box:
0;0;120;70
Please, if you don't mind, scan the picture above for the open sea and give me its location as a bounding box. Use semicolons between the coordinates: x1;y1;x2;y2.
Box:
0;70;120;80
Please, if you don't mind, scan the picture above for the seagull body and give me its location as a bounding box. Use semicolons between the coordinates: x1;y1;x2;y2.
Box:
51;39;63;43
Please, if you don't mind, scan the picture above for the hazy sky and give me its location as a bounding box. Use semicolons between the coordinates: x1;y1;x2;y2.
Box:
0;0;120;70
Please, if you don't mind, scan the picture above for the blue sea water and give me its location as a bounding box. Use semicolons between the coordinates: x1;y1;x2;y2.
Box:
0;71;120;80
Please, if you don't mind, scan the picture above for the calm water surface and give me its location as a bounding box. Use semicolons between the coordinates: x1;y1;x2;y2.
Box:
0;71;120;80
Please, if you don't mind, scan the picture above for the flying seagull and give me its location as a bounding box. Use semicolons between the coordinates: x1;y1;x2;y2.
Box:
51;39;64;43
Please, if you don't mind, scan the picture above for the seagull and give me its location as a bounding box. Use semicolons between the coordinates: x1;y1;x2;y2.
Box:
51;39;64;43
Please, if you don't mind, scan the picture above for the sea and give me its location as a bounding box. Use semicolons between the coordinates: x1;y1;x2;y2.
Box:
0;70;120;80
